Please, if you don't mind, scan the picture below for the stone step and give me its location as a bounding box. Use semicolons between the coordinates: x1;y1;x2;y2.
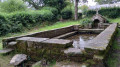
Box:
0;48;14;54
8;41;17;46
63;48;86;62
10;54;27;66
64;48;83;54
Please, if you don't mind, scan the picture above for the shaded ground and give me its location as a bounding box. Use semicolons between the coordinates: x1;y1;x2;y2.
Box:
105;29;120;67
52;61;86;67
0;54;13;67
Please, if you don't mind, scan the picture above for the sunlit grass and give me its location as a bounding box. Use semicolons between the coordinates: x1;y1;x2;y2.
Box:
110;18;120;23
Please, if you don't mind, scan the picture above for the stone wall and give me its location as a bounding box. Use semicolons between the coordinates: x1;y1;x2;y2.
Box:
16;37;73;61
85;23;118;60
2;25;78;48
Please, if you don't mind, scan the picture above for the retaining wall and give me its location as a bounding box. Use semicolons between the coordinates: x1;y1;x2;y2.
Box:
2;25;78;48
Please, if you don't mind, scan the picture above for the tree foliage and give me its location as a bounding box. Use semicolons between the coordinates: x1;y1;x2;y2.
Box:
23;0;67;10
0;0;27;13
23;0;44;9
44;0;67;11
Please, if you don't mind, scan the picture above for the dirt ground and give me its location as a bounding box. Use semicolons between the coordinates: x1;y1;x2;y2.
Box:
52;61;87;67
0;54;14;67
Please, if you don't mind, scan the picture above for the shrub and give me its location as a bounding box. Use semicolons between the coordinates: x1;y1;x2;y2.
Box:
42;7;58;16
86;10;96;17
61;8;73;19
0;9;56;36
86;7;120;18
8;12;33;27
0;14;9;35
35;10;54;22
0;13;24;35
8;10;54;27
81;18;92;26
0;0;27;13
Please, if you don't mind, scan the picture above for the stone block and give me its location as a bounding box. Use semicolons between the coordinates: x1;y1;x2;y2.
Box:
10;54;27;66
41;39;73;49
84;23;118;58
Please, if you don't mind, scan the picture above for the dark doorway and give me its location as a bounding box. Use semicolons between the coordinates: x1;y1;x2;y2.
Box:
93;19;100;28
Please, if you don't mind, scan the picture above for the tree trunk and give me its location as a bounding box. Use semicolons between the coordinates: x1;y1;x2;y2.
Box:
74;0;79;20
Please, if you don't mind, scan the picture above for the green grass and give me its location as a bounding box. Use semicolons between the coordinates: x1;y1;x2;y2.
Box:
106;29;120;67
110;18;120;24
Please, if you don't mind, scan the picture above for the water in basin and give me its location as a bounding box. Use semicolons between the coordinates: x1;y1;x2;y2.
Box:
66;34;97;49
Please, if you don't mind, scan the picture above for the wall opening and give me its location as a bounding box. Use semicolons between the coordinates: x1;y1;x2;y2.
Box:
93;19;100;28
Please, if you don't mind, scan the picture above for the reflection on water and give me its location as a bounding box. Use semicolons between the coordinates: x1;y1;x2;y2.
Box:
66;34;97;49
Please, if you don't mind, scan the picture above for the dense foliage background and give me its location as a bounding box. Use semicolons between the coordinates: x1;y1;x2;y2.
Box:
86;7;120;19
0;0;74;36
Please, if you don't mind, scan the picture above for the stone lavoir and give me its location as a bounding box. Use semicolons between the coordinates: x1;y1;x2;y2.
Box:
0;14;118;67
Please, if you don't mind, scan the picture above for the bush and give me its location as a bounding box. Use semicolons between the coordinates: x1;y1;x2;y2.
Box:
0;13;23;35
0;9;55;36
8;10;54;27
61;8;73;19
42;7;58;16
86;7;120;18
35;10;54;22
0;14;9;35
86;10;96;17
81;18;92;26
0;0;27;13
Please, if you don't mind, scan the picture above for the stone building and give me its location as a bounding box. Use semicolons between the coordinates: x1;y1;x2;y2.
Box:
91;11;108;28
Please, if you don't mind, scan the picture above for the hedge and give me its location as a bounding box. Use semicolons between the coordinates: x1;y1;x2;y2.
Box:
42;7;58;16
61;8;73;19
0;6;73;36
86;7;120;18
0;10;55;36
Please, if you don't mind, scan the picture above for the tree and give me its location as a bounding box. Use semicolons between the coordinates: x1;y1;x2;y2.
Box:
44;0;66;11
79;5;88;15
23;0;67;10
23;0;44;9
74;0;88;20
0;0;27;13
74;0;79;20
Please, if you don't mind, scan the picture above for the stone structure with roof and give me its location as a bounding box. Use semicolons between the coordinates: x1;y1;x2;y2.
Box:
91;10;109;28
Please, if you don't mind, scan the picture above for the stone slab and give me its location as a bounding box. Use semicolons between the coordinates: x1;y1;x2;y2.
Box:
17;37;49;42
8;41;17;46
64;48;82;54
0;48;14;54
42;39;72;45
10;54;27;66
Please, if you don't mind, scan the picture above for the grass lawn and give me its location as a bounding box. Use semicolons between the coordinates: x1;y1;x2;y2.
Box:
106;29;120;67
109;18;120;23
